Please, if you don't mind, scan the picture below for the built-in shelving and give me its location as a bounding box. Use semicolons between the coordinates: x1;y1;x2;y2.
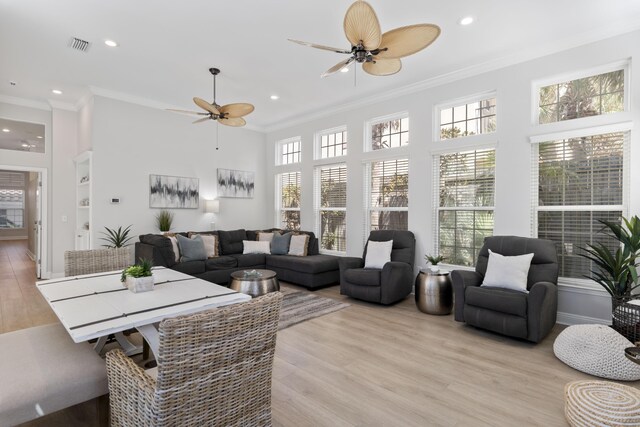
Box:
74;151;92;250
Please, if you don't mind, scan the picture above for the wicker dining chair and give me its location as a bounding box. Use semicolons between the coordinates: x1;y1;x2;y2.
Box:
64;247;132;276
106;291;283;427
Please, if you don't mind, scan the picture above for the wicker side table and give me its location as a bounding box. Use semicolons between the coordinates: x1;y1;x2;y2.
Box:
415;270;452;315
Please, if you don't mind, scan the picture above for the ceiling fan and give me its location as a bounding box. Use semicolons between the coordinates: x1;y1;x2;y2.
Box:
168;68;254;127
289;0;440;78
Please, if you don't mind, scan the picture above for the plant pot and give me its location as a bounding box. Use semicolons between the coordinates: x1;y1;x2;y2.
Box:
429;266;439;273
126;275;154;293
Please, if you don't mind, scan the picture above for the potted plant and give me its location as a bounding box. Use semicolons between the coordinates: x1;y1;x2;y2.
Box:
121;259;154;293
100;225;134;248
581;215;640;340
156;210;174;233
425;254;446;273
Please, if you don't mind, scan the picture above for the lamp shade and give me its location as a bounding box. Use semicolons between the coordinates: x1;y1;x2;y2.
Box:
205;199;220;214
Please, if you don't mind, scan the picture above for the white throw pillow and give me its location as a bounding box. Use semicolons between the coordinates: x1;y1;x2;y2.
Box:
288;234;310;256
481;249;534;293
192;234;218;258
243;240;270;254
167;235;180;263
364;240;393;269
257;232;275;243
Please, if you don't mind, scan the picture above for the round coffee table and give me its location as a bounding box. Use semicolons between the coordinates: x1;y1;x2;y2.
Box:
229;269;279;298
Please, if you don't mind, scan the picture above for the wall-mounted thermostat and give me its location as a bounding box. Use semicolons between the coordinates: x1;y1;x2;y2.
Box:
110;198;121;204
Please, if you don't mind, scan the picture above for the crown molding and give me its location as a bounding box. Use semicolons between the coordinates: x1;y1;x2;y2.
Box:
47;99;79;111
263;23;640;133
0;94;51;111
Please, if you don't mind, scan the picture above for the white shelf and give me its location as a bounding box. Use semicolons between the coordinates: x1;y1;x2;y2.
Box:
74;151;93;250
78;181;90;187
78;205;90;209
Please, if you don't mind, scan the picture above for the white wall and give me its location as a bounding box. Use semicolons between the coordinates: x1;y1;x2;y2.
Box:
89;96;268;248
266;30;640;324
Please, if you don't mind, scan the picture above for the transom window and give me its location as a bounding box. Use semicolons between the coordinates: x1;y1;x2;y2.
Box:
534;131;627;279
369;115;409;151
315;165;347;253
318;128;347;159
0;171;25;229
439;97;496;140
436;149;495;266
367;158;408;231
277;172;301;230
277;138;301;165
538;69;624;124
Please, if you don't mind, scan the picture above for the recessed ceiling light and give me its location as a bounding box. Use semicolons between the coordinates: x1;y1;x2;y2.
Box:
52;89;62;95
37;136;43;139
340;68;349;73
104;40;118;47
2;128;10;132
270;95;279;100
459;16;474;26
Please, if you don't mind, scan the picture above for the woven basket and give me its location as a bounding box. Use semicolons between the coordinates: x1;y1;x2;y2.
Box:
612;298;640;344
565;380;640;427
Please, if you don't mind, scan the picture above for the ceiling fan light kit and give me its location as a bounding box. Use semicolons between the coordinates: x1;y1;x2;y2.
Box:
290;0;441;78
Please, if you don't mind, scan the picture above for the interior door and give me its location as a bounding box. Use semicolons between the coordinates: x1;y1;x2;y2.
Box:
35;173;42;278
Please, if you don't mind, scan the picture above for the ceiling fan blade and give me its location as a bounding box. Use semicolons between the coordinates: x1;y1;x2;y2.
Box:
218;117;246;127
219;103;255;118
375;24;441;59
192;117;211;124
321;57;355;78
288;39;351;54
362;58;402;76
166;109;208;116
193;97;220;115
343;0;381;51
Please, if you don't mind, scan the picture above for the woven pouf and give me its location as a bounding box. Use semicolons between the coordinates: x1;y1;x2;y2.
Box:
565;380;640;427
554;324;640;381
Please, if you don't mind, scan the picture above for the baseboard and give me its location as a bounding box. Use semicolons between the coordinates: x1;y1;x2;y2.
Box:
0;236;27;240
556;311;610;326
26;249;35;261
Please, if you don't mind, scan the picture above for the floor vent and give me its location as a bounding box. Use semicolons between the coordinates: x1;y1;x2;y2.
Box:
68;37;91;53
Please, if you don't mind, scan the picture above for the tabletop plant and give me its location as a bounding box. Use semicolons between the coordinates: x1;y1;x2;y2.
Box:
156;209;174;233
100;225;134;248
120;259;153;283
425;254;446;266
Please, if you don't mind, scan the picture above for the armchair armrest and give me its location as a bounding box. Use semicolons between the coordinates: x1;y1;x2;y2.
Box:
381;261;414;305
338;256;364;285
527;281;558;343
450;270;483;322
106;349;156;425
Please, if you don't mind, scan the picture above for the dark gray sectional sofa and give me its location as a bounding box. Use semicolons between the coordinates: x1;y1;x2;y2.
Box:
135;228;340;289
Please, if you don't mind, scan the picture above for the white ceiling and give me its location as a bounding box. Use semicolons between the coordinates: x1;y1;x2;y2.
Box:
1;0;640;130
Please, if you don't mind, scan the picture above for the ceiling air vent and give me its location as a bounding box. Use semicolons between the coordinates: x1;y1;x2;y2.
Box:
68;37;91;53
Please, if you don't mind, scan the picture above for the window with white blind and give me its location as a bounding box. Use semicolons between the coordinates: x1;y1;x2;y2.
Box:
537;68;625;124
315;164;347;253
368;114;409;151
277;138;301;165
438;97;496;140
0;171;26;229
276;171;301;230
436;148;495;266
534;130;627;279
317;128;347;159
366;158;408;231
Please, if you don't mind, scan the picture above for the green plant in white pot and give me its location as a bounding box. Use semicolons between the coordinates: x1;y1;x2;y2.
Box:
425;254;446;273
121;259;154;293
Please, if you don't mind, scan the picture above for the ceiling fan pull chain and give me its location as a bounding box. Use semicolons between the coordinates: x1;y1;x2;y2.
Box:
354;63;357;87
216;121;220;150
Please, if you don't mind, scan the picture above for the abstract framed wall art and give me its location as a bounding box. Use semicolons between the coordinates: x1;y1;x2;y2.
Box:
149;174;199;208
217;168;255;198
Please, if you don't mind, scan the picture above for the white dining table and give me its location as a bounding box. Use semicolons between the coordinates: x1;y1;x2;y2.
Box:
36;267;251;356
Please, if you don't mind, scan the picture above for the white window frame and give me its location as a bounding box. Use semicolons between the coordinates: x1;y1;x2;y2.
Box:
314;125;348;160
364;111;409;153
314;163;347;255
531;60;630;126
275;171;301;230
530;122;632;287
276;136;302;166
434;91;497;142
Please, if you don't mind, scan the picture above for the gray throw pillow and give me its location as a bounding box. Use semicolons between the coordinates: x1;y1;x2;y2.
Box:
271;232;293;255
177;234;207;262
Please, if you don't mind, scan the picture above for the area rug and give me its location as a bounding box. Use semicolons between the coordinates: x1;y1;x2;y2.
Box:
279;290;350;330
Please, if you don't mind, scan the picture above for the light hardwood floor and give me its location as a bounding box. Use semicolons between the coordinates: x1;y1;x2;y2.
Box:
2;239;635;426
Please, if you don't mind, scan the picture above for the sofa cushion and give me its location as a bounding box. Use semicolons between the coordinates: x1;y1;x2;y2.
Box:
266;254;339;274
289;234;310;256
271;232;292;255
172;260;206;276
139;234;176;267
205;256;237;270
344;268;381;287
218;229;247;255
465;286;528;317
231;253;267;268
177;234;207;262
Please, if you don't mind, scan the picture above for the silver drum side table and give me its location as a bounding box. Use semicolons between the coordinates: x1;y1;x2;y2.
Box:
415;270;453;315
229;269;279;298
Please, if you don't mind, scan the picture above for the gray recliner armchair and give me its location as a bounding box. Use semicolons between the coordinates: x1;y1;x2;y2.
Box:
451;235;559;343
339;230;415;305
